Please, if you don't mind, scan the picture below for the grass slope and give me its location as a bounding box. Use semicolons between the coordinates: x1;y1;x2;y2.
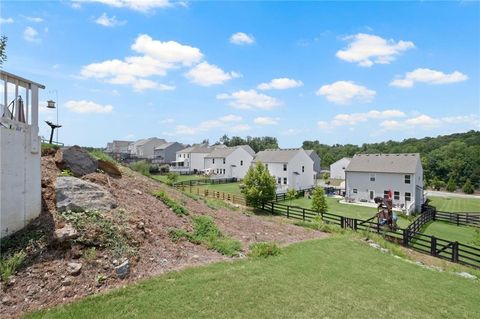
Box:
428;196;480;212
421;221;479;247
151;174;209;184
27;237;480;319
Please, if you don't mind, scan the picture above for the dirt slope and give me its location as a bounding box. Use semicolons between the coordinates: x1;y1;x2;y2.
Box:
0;152;326;318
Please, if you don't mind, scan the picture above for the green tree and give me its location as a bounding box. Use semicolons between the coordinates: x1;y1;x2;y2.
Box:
446;176;456;192
0;36;7;67
286;188;297;204
241;162;276;207
311;187;328;215
166;172;180;185
463;179;474;194
322;172;329;181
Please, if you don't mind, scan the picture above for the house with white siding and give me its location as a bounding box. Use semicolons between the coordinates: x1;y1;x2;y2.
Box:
106;140;133;154
204;145;255;179
345;153;424;214
330;157;351;180
305;150;321;177
171;144;212;173
129;137;166;159
153;142;184;164
252;148;315;192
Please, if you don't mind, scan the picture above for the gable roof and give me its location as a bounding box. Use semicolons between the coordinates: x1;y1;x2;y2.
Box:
252;148;306;164
305;150;320;160
331;157;352;166
154;142;182;150
205;145;255;159
135;137;166;147
346;153;420;174
179;145;212;154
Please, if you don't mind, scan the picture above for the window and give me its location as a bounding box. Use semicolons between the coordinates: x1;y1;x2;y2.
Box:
283;164;287;171
404;175;411;184
213;158;215;164
277;177;281;184
353;189;358;194
370;173;376;182
283;177;287;185
394;191;400;200
223;169;226;174
405;192;411;202
240;160;243;166
302;166;305;173
223;158;226;164
383;190;389;199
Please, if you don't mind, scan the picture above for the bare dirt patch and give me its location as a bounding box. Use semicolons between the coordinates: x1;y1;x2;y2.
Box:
0;152;326;318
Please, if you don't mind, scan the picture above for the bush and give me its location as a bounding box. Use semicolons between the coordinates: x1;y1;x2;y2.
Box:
89;149;116;164
432;177;446;191
153;190;188;216
446;177;456;192
241;162;276;207
248;242;281;258
294;216;345;234
166;172;180;185
59;169;73;177
149;164;160;174
286;189;297;203
160;164;170;174
463;179;474;194
311;187;328;215
129;161;151;177
0;250;26;282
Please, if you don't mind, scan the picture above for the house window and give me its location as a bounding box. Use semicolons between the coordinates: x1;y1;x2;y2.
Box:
384;191;389;199
240;160;243;166
283;177;287;185
370;173;375;182
405;192;411;202
188;154;190;158
277;177;281;184
302;166;305;173
283;164;287;171
405;175;411;184
353;189;358;194
223;169;226;174
394;191;400;200
213;159;215;164
223;158;226;164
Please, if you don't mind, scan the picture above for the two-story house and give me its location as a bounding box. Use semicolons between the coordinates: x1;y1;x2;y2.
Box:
129;137;166;159
153;142;184;164
204;145;255;179
252;148;315;192
345;153;424;213
305;150;321;178
171;145;212;173
330;157;351;180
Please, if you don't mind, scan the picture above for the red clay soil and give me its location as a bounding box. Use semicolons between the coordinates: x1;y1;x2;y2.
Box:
0;152;327;318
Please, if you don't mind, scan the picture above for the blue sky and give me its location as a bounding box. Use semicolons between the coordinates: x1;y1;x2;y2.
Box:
1;0;479;147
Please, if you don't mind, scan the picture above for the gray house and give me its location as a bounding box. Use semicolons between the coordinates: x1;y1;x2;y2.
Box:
345;153;424;214
153;142;184;164
305;150;321;177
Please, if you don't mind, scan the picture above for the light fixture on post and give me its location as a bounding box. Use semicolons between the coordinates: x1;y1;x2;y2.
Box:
46;100;56;109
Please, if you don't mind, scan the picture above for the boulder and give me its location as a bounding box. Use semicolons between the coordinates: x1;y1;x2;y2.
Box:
98;159;122;177
56;177;117;212
66;262;82;276
55;145;97;177
115;260;130;279
53;224;78;243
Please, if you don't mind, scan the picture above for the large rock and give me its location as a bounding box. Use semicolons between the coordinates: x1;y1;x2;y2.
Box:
54;224;78;243
56;176;117;212
55;145;97;177
98;159;122;177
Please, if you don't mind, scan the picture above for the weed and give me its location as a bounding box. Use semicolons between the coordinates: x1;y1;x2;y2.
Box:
471;229;480;247
294;216;346;234
95;274;108;286
129;161;151;177
0;250;26;282
182;192;200;201
153;190;188;216
59;169;73;177
83;247;97;262
248;242;281;258
203;198;240;211
89;149;116;164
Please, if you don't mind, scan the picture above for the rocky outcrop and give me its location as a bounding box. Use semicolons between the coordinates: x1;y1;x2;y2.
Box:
55;146;97;177
56;177;117;212
98;160;122;177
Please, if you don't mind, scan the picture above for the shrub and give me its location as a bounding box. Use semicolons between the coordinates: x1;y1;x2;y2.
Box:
295;216;345;234
241;162;276;207
83;247;97;262
463;179;474;194
129;161;151;177
159;164;170;174
0;250;26;282
166;172;180;185
59;169;73;177
432;177;446;191
322;172;329;181
153;190;188;216
149;164;160;175
89;149;116;164
311;187;328;215
248;242;281;258
446;177;456;192
286;189;297;204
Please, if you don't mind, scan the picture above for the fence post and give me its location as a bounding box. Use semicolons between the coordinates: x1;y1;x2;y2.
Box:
353;219;357;231
430;236;437;257
340;216;345;229
302;208;305;221
402;229;409;246
456;214;459;226
287;206;290;218
262;202;265;210
452;241;459;263
271;202;274;214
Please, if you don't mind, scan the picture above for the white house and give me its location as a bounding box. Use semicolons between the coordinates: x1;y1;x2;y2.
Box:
106;140;132;154
129;137;166;159
153;142;184;164
252;148;315;192
330;157;351;180
1;71;44;238
171;145;212;173
305;150;321;177
204;145;255;179
345;153;424;213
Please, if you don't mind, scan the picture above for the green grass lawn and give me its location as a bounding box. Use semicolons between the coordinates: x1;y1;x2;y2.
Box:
195;182;244;196
26;236;480;319
152;174;209;184
421;221;479;247
428;196;480;212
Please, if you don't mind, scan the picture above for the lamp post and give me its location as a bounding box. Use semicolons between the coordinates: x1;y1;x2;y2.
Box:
45;98;61;144
47;89;59;143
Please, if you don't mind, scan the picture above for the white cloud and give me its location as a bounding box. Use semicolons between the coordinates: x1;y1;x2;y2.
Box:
24;16;44;23
95;13;126;27
73;0;172;12
174;114;244;135
23;26;40;43
380;114;480;131
230;124;251;132
230;32;255;45
217;90;281;110
336;33;414;67
316;81;376;105
185;61;240;86
390;68;468;88
254;117;279;125
257;78;303;90
81;34;202;91
318;109;405;130
160;118;175;124
0;17;14;24
65;100;113;113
